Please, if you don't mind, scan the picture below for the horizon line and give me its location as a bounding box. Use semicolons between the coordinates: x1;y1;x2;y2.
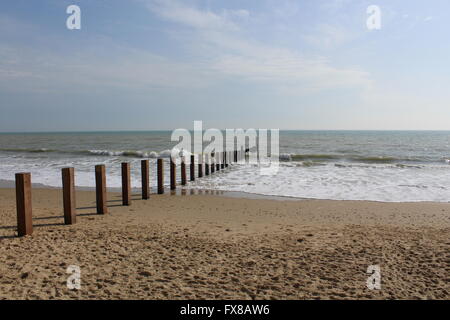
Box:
1;129;450;134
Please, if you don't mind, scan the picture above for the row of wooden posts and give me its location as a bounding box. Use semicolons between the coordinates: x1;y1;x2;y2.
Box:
14;150;245;237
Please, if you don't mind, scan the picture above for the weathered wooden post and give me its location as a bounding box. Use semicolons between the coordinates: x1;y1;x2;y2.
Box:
121;162;131;206
205;154;210;176
181;157;187;185
15;173;32;236
157;158;164;194
216;152;221;171
170;157;176;190
234;150;237;163
190;154;195;181
62;167;76;225
198;154;203;178
141;160;150;200
221;151;225;169
211;153;215;173
95;165;107;215
224;151;228;168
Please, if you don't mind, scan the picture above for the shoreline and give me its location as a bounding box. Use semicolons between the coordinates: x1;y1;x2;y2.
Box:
1;179;449;204
0;187;449;299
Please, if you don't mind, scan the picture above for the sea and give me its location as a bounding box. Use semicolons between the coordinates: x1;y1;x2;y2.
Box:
0;131;449;202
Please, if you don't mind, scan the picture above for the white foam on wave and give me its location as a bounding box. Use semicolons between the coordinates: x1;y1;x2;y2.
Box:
188;162;450;202
0;154;178;189
1;152;450;202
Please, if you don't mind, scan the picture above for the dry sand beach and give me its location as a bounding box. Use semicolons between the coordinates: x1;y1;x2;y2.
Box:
0;187;449;300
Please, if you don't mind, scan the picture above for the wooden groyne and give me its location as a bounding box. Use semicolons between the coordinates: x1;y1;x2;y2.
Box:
12;149;243;237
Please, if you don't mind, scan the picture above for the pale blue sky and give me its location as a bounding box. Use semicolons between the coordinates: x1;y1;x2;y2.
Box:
1;0;449;131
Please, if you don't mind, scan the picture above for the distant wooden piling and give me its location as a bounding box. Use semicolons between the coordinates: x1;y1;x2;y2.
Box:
121;162;131;206
190;155;195;181
211;154;215;173
141;160;150;200
62;167;76;225
216;152;221;171
170;157;176;190
224;151;228;168
95;165;107;215
198;154;203;178
205;154;210;176
15;173;32;236
181;157;187;185
157;158;164;194
234;150;237;163
221;152;225;169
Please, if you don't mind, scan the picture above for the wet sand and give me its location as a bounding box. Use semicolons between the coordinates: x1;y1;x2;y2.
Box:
0;187;449;299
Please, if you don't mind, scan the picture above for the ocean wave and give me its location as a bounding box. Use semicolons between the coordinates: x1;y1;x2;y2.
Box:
0;147;56;153
279;153;429;164
84;149;174;158
0;147;173;158
1;147;448;165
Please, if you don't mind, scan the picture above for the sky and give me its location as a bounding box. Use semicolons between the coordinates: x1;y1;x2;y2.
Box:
1;0;450;131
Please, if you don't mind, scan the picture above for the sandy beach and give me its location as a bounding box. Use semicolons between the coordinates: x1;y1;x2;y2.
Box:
0;187;448;300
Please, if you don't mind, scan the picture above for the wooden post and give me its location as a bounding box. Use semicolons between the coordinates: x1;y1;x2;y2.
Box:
211;153;215;173
141;160;150;200
181;157;187;185
190;154;195;181
62;167;76;225
216;152;221;171
198;154;203;178
157;158;164;194
224;151;228;168
214;152;220;171
234;150;237;163
15;173;32;236
95;165;107;214
170;158;176;190
221;151;225;169
121;162;131;206
205;154;209;176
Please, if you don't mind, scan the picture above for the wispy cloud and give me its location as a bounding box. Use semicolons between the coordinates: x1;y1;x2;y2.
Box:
0;0;371;98
145;0;240;31
144;0;371;94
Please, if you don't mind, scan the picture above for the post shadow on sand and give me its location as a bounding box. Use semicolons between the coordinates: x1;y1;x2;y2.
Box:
0;235;17;240
0;221;65;236
0;203;118;232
